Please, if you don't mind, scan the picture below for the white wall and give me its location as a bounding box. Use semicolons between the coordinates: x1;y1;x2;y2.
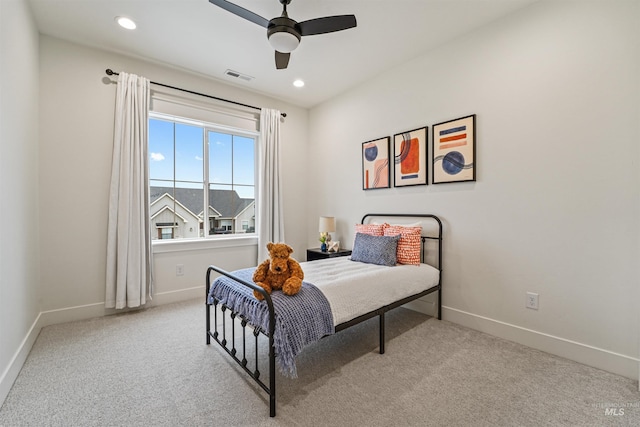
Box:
37;36;309;319
308;0;639;379
0;0;41;404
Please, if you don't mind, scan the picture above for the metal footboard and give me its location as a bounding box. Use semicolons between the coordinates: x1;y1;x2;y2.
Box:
206;266;277;417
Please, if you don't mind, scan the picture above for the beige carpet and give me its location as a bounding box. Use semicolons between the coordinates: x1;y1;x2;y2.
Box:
0;298;638;426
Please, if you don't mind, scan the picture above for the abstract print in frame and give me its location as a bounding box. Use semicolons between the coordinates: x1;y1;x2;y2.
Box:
432;114;476;184
393;126;427;187
362;137;390;190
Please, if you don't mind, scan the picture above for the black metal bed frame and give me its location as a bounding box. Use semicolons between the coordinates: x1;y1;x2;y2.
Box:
205;213;443;417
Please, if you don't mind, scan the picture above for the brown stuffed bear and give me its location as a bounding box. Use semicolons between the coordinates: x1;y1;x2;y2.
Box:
252;242;304;300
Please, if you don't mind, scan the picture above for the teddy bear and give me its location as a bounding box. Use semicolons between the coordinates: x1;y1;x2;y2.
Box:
252;242;304;300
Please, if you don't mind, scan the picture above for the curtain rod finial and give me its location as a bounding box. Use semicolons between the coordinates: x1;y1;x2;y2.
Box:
106;69;116;76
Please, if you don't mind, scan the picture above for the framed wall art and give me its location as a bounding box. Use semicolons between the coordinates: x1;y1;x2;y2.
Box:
393;126;428;187
432;114;476;184
362;137;390;190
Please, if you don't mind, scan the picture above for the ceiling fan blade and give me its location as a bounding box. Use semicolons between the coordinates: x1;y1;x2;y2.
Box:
298;15;357;36
275;51;290;69
209;0;269;28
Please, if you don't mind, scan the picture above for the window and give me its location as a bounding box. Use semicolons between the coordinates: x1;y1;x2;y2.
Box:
155;222;178;240
148;113;257;241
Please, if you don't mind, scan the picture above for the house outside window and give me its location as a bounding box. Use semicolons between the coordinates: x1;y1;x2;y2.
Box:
148;113;257;241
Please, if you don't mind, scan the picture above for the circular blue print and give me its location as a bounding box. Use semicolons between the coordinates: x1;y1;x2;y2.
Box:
442;151;465;175
364;145;378;162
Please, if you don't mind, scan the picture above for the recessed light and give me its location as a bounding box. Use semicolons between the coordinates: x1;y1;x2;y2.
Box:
293;79;305;88
116;16;137;30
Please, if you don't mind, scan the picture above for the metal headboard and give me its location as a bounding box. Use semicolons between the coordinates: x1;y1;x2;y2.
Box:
360;213;443;271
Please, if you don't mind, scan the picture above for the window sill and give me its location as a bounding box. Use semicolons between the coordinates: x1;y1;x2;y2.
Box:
152;235;258;254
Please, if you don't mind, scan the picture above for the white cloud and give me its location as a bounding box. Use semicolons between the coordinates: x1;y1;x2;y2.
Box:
150;152;165;161
195;156;203;161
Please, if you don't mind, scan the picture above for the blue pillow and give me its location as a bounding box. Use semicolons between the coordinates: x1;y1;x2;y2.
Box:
350;233;400;266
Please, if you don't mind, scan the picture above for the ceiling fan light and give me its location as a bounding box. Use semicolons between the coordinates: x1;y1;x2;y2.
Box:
268;31;300;53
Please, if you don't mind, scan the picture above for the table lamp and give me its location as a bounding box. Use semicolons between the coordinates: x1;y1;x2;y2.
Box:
318;216;336;252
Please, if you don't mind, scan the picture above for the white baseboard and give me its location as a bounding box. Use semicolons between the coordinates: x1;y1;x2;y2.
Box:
38;302;108;328
35;286;204;327
443;306;639;380
0;312;42;406
152;285;202;305
404;298;437;317
0;286;203;408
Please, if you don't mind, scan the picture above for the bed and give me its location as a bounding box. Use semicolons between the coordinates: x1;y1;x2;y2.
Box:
205;213;443;417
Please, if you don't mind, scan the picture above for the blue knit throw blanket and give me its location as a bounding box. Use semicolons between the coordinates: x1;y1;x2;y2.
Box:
208;267;334;378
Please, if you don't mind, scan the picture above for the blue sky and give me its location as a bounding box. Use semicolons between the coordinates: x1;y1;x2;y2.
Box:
149;118;255;198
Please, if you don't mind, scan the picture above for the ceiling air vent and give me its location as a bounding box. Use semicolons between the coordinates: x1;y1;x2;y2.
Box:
224;69;254;82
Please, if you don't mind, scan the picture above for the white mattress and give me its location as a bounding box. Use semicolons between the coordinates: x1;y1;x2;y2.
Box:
300;257;440;326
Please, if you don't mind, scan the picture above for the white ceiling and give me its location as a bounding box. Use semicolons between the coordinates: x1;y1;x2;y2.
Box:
28;0;536;109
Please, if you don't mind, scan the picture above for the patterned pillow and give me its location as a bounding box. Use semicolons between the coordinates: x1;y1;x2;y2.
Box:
387;221;422;229
384;225;422;265
354;223;387;236
353;223;388;250
350;233;400;266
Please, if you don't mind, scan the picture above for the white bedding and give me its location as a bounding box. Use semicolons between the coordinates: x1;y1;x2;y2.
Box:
300;257;440;325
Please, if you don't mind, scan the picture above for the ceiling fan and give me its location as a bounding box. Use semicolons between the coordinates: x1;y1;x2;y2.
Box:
209;0;357;70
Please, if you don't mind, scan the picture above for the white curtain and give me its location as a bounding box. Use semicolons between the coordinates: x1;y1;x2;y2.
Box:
257;109;285;262
105;72;153;309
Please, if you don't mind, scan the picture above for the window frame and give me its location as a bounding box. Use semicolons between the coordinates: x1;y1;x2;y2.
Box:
148;111;259;252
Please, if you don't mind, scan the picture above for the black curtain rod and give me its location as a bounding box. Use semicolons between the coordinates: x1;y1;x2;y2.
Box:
105;69;286;118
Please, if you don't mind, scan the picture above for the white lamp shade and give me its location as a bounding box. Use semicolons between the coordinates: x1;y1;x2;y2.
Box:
319;216;336;233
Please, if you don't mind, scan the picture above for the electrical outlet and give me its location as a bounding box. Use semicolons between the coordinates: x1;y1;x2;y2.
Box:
526;292;539;310
176;264;184;276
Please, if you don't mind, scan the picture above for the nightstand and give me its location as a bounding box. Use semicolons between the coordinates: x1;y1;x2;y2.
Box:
306;248;352;262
